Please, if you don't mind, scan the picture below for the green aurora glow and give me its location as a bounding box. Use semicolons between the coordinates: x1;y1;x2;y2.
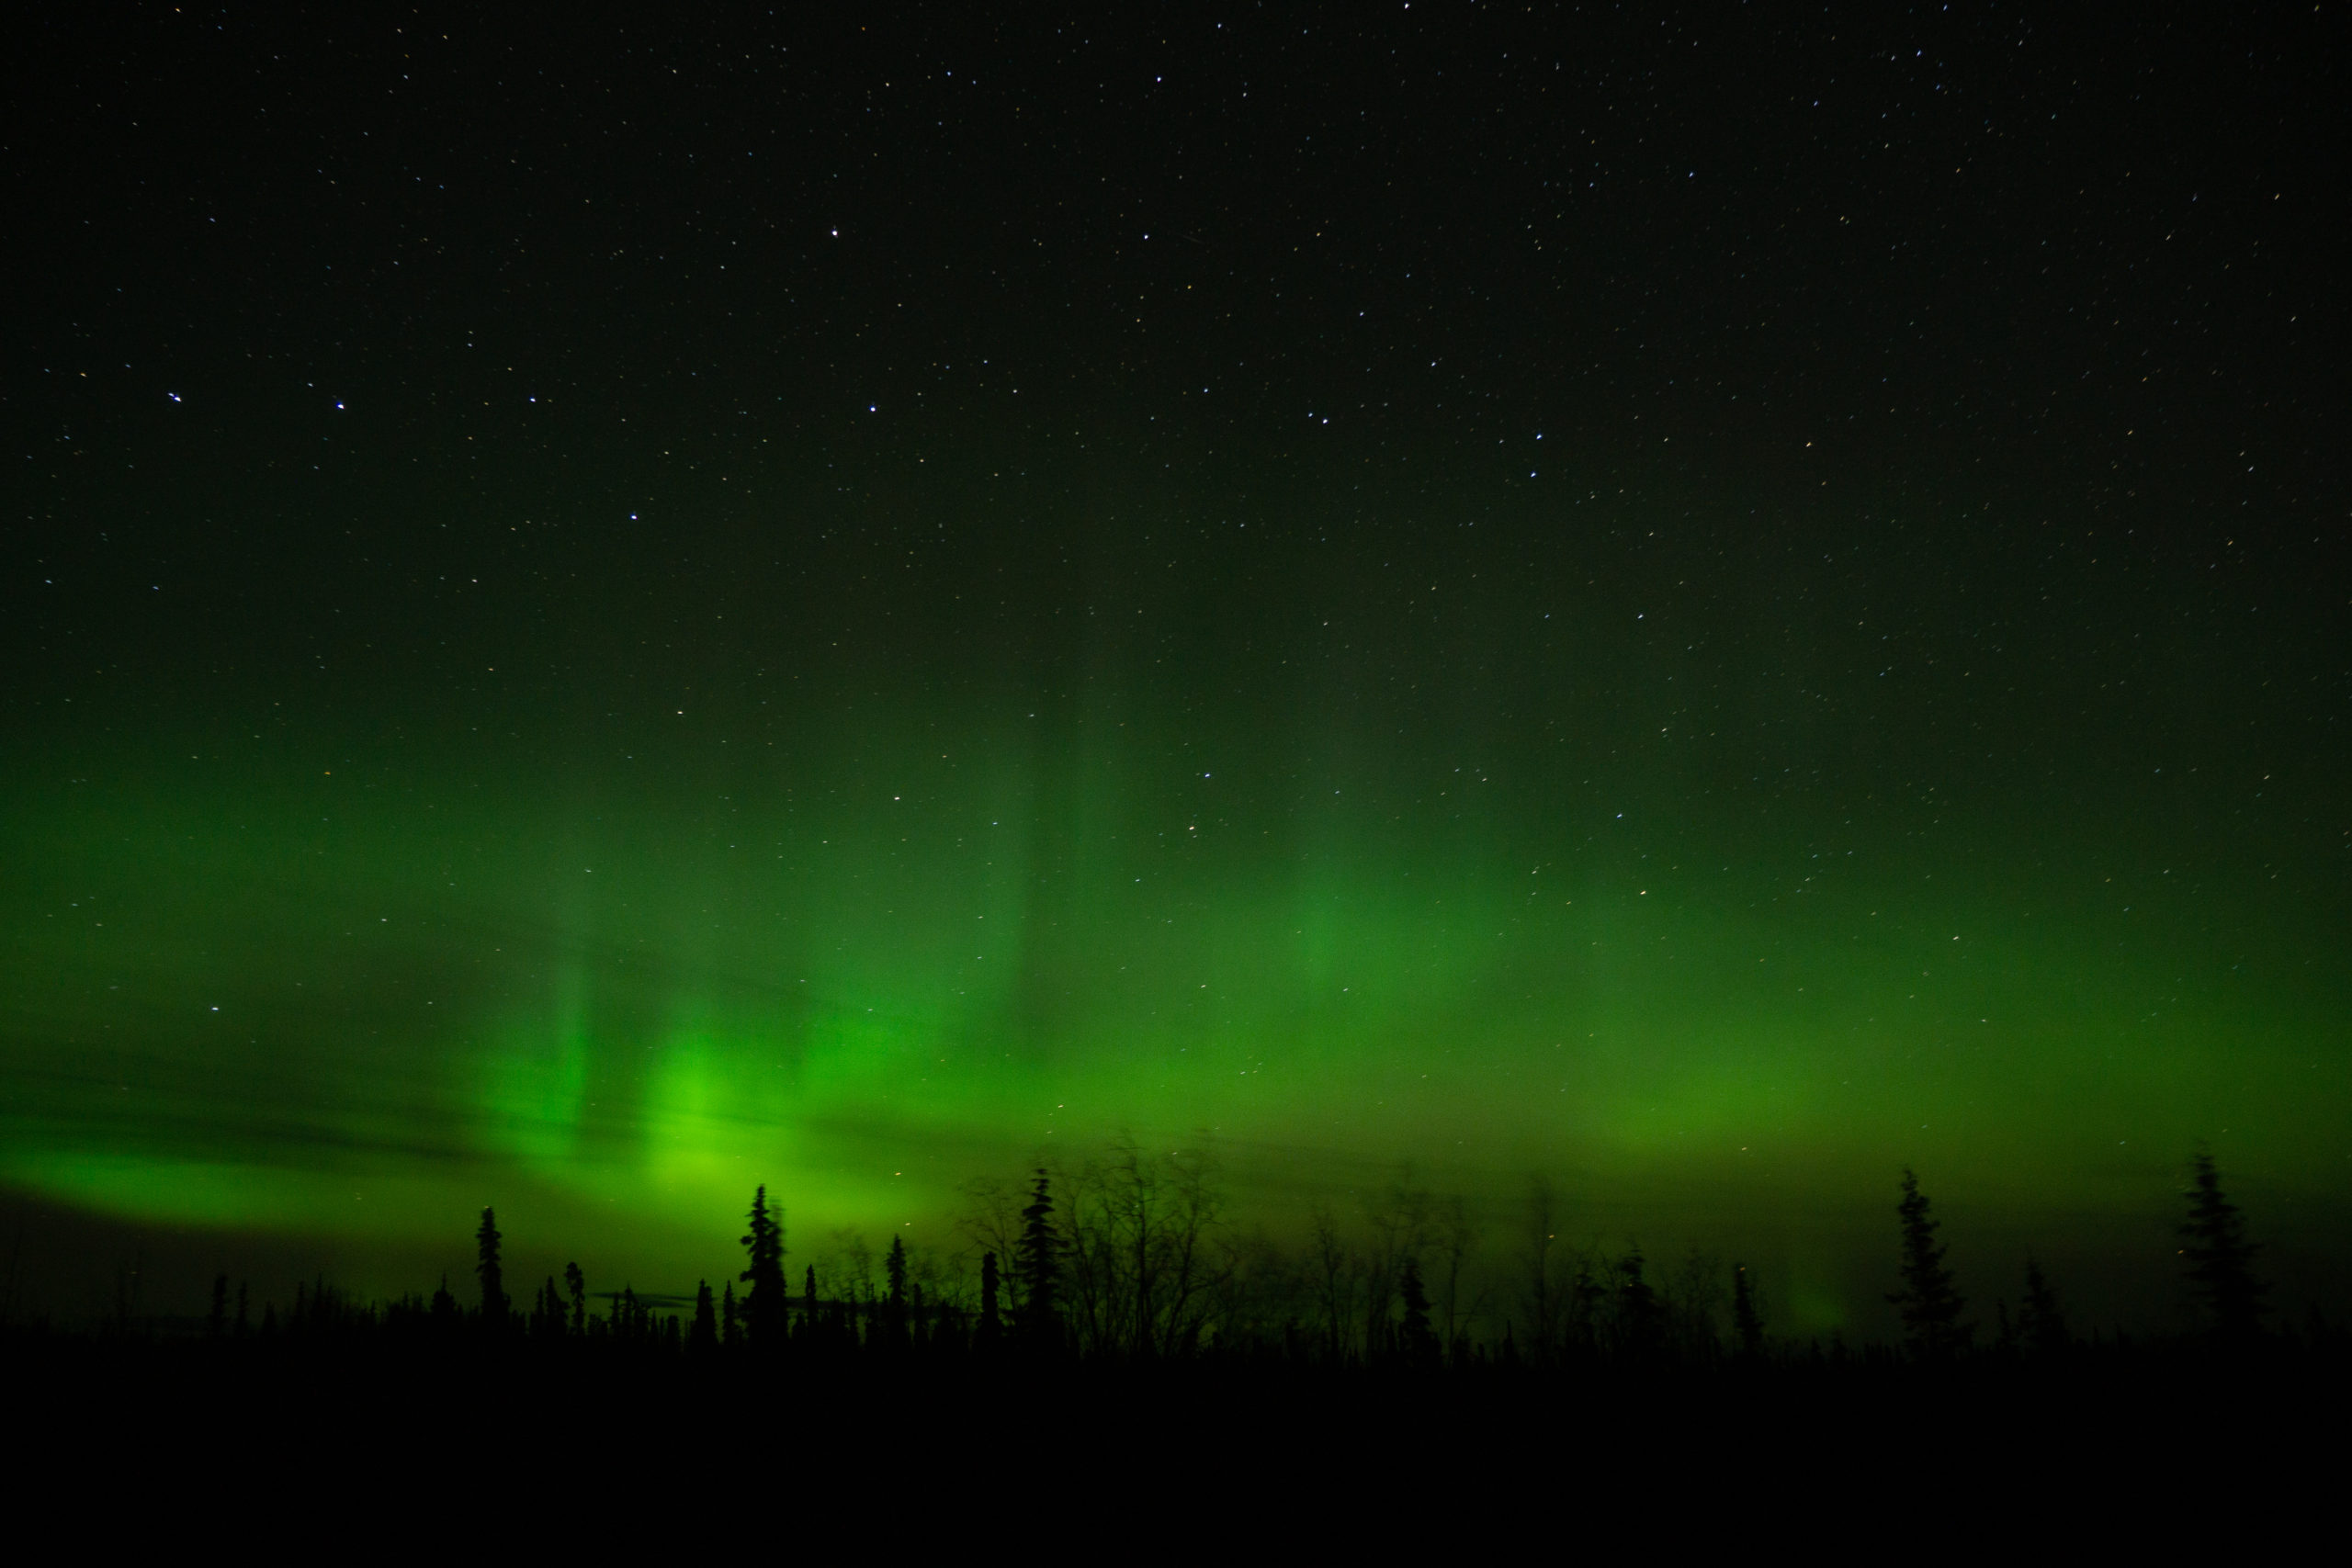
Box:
5;450;2345;1331
7;7;2346;1333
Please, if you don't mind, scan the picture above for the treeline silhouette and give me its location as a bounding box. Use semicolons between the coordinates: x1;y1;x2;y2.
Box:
13;1139;2346;1529
28;1144;2327;1380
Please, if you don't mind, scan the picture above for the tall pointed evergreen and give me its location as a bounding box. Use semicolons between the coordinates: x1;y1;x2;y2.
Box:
739;1184;788;1348
1013;1169;1062;1348
690;1280;718;1352
2013;1257;2069;1354
1615;1247;1667;1359
977;1249;1004;1349
2180;1152;2267;1342
721;1280;741;1348
475;1206;507;1327
885;1235;911;1348
533;1276;563;1339
1731;1264;1766;1359
1396;1258;1437;1367
1887;1169;1971;1358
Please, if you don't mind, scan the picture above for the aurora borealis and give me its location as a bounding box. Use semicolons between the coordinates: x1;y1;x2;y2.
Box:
6;6;2345;1333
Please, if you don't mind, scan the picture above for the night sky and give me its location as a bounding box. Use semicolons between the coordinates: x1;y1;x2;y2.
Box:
6;5;2346;1333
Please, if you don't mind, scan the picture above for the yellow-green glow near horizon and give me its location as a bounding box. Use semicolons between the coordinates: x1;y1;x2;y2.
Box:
5;615;2344;1329
12;0;2347;1346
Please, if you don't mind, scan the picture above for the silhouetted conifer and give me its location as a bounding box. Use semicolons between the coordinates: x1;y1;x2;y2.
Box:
978;1249;1004;1349
1014;1169;1062;1348
2180;1152;2267;1342
2014;1258;2069;1354
431;1273;458;1330
738;1184;788;1348
565;1261;586;1336
692;1280;718;1352
803;1264;818;1336
1887;1169;1971;1358
1732;1264;1766;1358
884;1235;910;1348
721;1280;741;1348
475;1207;507;1327
1397;1258;1437;1366
1616;1247;1667;1359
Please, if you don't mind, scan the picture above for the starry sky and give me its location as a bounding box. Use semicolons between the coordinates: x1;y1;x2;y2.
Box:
5;5;2346;1331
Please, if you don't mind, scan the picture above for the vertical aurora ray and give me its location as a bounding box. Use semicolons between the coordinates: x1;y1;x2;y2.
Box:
6;615;2339;1326
7;0;2346;1338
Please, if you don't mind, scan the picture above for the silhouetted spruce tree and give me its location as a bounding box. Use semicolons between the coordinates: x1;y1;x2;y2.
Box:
1887;1168;1972;1358
721;1280;741;1348
209;1273;229;1339
885;1235;910;1348
2013;1258;2069;1354
803;1264;819;1338
1616;1247;1668;1359
691;1280;718;1352
739;1185;788;1348
2180;1152;2267;1342
1396;1258;1437;1367
565;1261;587;1336
977;1249;1004;1349
1013;1169;1062;1348
1731;1264;1766;1359
431;1273;458;1330
475;1207;507;1327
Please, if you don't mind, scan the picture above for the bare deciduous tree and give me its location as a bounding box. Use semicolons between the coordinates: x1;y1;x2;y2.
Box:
1057;1134;1232;1359
1360;1168;1432;1360
1307;1201;1360;1363
1520;1174;1566;1365
1664;1248;1727;1364
956;1175;1028;1278
1430;1193;1482;1358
